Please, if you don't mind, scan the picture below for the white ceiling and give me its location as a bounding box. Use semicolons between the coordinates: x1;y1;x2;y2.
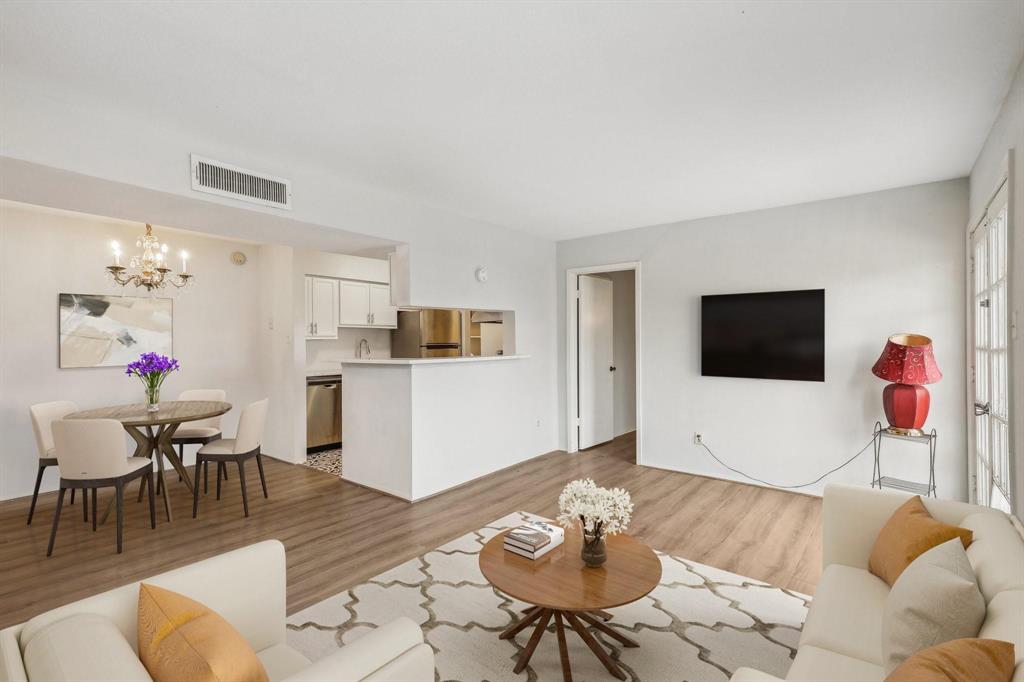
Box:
2;1;1022;240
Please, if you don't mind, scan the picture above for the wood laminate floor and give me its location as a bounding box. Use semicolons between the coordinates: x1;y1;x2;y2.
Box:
0;432;821;629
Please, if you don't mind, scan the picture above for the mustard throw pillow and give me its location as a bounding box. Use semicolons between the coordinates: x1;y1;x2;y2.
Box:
885;638;1015;682
868;496;973;586
138;583;269;682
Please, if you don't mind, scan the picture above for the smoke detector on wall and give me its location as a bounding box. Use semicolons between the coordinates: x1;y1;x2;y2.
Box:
190;154;292;210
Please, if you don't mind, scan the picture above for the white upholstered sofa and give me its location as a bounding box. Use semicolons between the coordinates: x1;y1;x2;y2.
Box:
0;540;434;682
732;483;1024;682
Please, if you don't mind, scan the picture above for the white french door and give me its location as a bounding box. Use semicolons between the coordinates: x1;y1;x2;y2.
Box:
970;181;1011;511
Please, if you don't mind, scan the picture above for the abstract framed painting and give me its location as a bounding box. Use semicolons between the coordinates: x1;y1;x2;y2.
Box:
58;293;173;368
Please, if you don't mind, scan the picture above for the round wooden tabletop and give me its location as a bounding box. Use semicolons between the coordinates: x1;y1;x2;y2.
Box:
479;527;662;611
66;400;232;427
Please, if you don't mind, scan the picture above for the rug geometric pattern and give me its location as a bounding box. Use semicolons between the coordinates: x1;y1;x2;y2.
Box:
287;512;810;681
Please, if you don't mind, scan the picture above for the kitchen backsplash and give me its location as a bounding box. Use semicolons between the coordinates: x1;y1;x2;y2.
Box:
306;328;392;365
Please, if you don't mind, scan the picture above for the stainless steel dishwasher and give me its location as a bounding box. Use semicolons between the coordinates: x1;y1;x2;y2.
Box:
306;376;342;452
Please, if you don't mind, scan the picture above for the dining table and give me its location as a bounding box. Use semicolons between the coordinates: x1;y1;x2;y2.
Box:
66;400;232;522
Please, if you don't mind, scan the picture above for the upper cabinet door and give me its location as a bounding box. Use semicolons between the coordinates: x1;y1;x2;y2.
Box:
338;280;371;327
369;284;398;328
309;276;338;338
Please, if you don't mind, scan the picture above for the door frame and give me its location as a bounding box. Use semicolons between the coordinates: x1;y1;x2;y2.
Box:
966;150;1016;509
565;262;642;462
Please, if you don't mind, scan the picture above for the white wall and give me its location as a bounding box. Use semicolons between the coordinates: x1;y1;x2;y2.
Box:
969;56;1024;514
0;79;560;493
557;179;969;499
0;202;266;500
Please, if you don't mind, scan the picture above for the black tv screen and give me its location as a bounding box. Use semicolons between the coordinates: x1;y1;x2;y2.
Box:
701;289;825;382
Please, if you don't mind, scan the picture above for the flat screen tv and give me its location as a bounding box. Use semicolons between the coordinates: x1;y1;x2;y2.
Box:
701;289;825;382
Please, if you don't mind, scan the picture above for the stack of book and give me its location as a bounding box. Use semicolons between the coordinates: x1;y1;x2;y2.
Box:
504;520;565;560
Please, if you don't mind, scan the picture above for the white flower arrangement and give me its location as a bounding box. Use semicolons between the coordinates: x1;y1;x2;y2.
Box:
556;478;634;538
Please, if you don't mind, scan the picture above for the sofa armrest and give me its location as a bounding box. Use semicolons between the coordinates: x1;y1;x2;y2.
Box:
730;667;785;682
282;618;433;682
822;483;913;570
0;626;28;682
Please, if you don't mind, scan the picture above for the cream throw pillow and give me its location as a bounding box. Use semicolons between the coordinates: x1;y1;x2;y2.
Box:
882;538;986;674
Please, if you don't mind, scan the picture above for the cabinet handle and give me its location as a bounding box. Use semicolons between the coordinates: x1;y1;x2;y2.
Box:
371;313;375;324
313;322;318;334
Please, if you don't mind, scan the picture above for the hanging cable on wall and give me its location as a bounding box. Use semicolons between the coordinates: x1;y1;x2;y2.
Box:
695;437;875;490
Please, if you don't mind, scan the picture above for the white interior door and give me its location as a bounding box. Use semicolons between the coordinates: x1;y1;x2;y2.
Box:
578;274;614;449
970;181;1011;511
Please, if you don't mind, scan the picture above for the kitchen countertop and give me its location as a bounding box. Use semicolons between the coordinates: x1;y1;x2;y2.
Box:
341;354;529;366
306;355;528;376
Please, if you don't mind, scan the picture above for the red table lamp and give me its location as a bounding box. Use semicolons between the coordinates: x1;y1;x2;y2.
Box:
871;333;942;436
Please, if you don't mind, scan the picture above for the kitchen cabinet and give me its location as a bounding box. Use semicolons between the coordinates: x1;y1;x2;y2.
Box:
369;283;398;328
305;276;338;339
338;280;371;327
338;281;397;328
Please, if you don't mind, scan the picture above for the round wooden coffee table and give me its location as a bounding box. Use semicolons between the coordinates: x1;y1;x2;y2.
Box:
479;527;661;681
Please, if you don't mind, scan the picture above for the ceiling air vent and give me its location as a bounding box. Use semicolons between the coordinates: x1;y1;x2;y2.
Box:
190;154;292;209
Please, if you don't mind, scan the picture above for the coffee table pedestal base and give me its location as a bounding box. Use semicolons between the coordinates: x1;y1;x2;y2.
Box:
501;607;638;681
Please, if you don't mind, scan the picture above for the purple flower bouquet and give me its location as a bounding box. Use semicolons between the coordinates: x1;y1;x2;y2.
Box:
126;352;180;412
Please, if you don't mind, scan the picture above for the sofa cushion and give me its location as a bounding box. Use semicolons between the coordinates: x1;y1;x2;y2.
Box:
138;583;268;682
882;538;986;673
869;496;973;586
786;644;885;682
800;564;889;665
257;644;311;682
18;541;286;657
978;591;1024;682
23;613;152;682
961;512;1024;602
885;638;1016;682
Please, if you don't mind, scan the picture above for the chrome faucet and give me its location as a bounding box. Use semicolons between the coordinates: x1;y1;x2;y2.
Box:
357;338;371;359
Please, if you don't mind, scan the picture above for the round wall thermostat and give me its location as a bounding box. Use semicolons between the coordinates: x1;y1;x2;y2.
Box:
475;266;488;282
230;251;248;266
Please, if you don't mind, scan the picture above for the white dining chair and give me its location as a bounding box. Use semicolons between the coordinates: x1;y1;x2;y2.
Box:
170;389;228;493
192;399;269;519
28;401;78;525
48;419;155;556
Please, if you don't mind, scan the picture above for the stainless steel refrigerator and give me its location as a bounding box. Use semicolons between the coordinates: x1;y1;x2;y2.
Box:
391;309;462;358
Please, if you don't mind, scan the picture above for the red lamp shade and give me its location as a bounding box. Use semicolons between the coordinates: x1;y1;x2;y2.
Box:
871;333;941;435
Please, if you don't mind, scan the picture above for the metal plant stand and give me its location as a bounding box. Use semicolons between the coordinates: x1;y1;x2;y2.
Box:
871;421;937;497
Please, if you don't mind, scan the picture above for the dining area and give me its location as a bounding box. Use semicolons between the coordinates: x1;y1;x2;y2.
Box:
25;360;272;557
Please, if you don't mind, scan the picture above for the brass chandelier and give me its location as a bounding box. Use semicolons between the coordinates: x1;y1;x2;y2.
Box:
107;224;193;291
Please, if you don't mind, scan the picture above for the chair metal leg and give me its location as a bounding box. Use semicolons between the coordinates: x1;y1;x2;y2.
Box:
27;463;46;525
47;488;66;557
115;482;124;554
178;443;185;481
137;467;148;503
237;459;249;517
192;457;202;519
204;460;209;494
147;472;157;529
70;488;75;505
256;453;268;498
216;462;223;500
222;464;228;481
92;488;98;532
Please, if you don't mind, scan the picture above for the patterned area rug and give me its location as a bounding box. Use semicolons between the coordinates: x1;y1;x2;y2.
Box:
303;448;342;476
286;512;809;681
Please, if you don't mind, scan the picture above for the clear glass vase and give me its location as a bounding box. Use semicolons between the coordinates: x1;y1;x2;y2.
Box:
146;387;160;412
581;532;607;568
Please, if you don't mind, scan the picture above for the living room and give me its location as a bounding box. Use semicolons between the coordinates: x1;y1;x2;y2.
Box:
1;2;1023;681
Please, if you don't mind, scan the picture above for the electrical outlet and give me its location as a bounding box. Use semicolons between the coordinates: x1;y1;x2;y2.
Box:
536;419;541;427
693;432;702;445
